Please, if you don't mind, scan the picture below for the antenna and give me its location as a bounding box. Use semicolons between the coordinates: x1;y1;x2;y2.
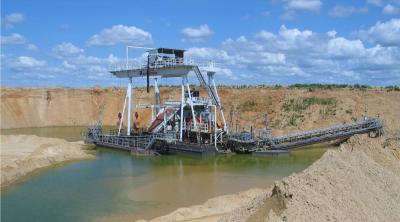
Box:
125;45;155;93
125;45;155;66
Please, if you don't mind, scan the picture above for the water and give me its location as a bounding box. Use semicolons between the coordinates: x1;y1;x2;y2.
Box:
1;127;328;222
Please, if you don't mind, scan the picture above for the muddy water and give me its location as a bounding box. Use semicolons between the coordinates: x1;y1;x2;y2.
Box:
1;127;329;222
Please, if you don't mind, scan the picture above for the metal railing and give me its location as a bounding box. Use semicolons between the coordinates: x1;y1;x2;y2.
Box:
109;59;217;72
258;118;383;150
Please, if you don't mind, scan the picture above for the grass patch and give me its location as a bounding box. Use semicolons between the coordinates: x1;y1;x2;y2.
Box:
283;97;338;113
239;100;258;111
281;96;338;127
288;83;372;90
385;85;400;92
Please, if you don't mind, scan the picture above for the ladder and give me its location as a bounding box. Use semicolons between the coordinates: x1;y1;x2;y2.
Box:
192;66;220;107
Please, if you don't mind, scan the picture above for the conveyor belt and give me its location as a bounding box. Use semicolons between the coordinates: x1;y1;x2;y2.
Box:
228;118;383;153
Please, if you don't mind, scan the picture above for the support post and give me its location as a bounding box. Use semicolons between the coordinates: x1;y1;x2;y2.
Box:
151;105;154;122
118;93;127;136
163;110;167;133
127;77;132;136
212;78;227;132
214;105;217;147
180;77;185;141
185;76;197;128
154;78;160;115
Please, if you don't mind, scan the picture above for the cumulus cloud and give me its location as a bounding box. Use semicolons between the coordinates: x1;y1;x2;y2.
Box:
26;44;39;51
285;0;322;12
87;25;152;46
1;33;39;51
181;24;214;42
326;38;365;58
2;13;24;28
53;42;84;58
1;44;123;86
186;47;231;62
189;21;400;85
356;19;400;46
367;0;384;6
11;56;46;69
382;4;400;14
280;0;321;20
329;5;368;17
1;33;27;45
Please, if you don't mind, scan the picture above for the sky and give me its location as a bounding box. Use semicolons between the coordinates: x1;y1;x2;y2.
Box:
1;0;400;87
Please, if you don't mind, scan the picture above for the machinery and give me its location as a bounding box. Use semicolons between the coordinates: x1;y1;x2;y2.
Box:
84;46;384;156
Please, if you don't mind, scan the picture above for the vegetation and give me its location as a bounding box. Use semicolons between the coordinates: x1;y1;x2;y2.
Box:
289;83;372;90
123;84;400;92
282;96;338;127
239;100;258;111
283;97;338;113
384;85;400;92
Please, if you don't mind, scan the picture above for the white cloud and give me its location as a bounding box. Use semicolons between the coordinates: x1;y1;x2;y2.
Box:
356;19;400;46
53;42;84;58
1;33;27;45
327;37;365;58
181;24;214;42
254;30;276;40
280;10;296;20
1;33;39;51
279;25;313;40
279;0;321;20
87;25;152;46
329;5;368;17
14;56;46;68
2;13;24;28
367;0;384;6
186;47;231;62
286;0;322;12
194;21;400;85
326;30;337;38
382;4;400;14
26;44;39;51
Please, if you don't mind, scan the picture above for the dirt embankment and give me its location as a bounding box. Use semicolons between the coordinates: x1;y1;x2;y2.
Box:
143;134;400;222
1;87;399;134
0;135;94;188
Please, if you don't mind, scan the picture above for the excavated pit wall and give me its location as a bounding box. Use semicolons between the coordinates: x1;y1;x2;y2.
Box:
2;87;399;135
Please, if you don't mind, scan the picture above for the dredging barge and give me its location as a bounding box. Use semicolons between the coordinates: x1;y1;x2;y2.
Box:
84;47;384;156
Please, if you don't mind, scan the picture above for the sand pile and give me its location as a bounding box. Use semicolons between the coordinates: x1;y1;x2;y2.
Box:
145;134;400;222
266;134;400;222
0;135;94;188
137;188;269;222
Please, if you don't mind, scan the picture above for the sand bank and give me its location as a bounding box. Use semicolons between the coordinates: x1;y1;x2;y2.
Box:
0;135;94;188
143;134;400;222
2;87;399;134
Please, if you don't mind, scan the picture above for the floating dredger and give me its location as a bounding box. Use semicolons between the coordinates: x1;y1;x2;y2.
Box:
84;47;384;156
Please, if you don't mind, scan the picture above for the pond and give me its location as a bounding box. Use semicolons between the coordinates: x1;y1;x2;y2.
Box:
1;127;329;221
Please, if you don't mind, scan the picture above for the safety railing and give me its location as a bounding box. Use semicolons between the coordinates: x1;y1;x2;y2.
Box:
109;59;217;72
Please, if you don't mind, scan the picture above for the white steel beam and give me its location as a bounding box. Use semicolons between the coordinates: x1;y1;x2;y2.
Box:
211;78;227;131
127;78;132;135
118;93;127;136
185;76;197;128
214;105;217;147
180;77;185;141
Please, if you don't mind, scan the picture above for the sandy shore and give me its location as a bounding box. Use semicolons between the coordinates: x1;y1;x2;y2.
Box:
143;134;400;222
0;135;94;188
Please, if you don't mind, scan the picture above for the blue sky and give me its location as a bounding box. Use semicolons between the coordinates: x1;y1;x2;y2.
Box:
1;0;400;87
